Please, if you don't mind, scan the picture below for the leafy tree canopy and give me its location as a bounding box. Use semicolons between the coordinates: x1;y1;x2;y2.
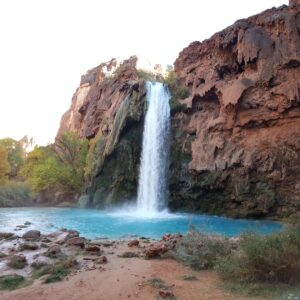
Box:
21;132;88;194
0;145;9;185
0;138;24;178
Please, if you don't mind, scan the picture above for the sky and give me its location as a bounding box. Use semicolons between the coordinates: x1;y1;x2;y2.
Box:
0;0;288;146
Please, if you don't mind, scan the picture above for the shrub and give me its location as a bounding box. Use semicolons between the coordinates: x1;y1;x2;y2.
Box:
32;258;77;283
0;181;32;206
169;96;187;114
172;230;231;270
7;256;27;269
0;274;24;290
215;226;300;284
118;251;139;258
137;69;155;81
148;277;167;289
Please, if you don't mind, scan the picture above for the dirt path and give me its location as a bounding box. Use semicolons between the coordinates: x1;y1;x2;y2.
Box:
1;250;249;300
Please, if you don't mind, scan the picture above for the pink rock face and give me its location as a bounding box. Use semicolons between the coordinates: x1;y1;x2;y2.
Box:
170;3;300;217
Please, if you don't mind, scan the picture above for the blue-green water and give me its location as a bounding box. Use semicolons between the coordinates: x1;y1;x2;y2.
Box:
0;207;282;239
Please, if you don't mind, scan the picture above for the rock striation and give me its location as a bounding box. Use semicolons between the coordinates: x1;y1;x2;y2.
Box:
170;1;300;217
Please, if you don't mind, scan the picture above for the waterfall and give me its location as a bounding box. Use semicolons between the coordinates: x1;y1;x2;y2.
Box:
137;81;170;214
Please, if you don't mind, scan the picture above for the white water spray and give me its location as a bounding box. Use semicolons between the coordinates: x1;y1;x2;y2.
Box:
136;82;171;214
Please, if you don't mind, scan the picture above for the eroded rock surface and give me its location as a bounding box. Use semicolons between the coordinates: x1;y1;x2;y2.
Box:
57;56;147;207
170;2;300;217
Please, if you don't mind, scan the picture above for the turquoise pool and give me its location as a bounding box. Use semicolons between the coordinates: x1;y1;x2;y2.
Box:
0;207;282;239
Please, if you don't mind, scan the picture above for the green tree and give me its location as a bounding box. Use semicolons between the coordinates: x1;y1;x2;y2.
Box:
21;133;88;194
0;145;9;184
0;138;24;178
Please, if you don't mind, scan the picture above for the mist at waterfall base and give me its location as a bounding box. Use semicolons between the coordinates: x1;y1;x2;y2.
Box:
0;83;282;238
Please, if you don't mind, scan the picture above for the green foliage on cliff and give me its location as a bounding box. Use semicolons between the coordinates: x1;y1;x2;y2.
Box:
0;138;24;178
21;132;88;194
137;69;155;81
163;68;189;114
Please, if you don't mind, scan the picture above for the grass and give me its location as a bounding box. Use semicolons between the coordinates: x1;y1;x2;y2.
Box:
148;277;168;289
32;258;77;283
221;281;300;300
118;251;139;258
172;229;231;270
7;256;27;269
0;274;25;290
215;226;300;283
182;275;198;281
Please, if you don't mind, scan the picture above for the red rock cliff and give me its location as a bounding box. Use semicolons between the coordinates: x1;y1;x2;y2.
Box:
57;57;147;206
170;2;300;218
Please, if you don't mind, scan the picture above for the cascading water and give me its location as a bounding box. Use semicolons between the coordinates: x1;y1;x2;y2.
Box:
136;81;171;215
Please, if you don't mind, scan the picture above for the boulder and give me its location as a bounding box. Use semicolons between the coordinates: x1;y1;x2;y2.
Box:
128;240;139;247
66;237;85;248
85;245;101;252
20;242;39;251
7;254;27;269
96;255;108;264
48;230;79;244
46;244;62;257
145;243;168;258
159;289;174;298
22;230;41;240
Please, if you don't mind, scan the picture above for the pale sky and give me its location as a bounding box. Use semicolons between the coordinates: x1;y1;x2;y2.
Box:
0;0;288;145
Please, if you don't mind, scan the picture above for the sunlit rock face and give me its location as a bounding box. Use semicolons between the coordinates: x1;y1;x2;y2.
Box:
57;56;148;207
169;2;300;218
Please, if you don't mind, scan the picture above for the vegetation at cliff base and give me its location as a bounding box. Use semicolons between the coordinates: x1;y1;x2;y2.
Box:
0;145;9;184
21;132;88;195
0;138;24;178
0;132;88;206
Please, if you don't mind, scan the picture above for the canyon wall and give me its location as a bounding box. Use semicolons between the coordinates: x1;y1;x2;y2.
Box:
170;1;300;217
58;1;300;218
57;57;147;207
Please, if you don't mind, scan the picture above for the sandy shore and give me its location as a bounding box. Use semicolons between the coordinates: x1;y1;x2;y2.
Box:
0;236;249;300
